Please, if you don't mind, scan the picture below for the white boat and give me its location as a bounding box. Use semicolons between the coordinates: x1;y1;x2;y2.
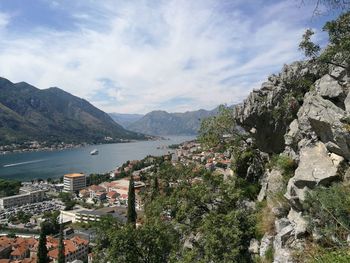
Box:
90;149;99;155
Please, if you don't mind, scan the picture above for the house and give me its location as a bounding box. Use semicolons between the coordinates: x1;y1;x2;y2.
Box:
10;244;28;261
48;236;89;263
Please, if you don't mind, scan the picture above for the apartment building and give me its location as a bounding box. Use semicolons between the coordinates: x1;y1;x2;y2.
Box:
0;189;46;210
63;174;86;193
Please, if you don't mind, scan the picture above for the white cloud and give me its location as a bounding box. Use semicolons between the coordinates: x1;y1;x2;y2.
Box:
0;0;326;113
0;12;10;29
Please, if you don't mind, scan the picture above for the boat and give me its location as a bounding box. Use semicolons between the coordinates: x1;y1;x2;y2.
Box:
90;149;99;155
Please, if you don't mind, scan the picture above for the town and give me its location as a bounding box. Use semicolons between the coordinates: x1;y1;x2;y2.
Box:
0;140;234;263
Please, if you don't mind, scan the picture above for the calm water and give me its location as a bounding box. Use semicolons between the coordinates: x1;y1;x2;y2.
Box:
0;136;195;181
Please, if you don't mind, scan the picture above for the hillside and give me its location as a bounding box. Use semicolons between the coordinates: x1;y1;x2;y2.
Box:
0;77;145;145
126;108;218;135
109;113;144;128
93;12;350;263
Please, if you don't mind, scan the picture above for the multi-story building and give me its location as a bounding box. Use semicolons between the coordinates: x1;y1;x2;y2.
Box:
48;236;89;263
75;207;127;224
0;190;46;210
63;174;86;193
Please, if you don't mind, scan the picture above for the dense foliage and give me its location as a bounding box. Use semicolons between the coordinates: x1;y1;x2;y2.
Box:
127;176;137;226
300;11;350;67
304;184;350;247
58;192;76;211
94;162;257;262
0;179;21;197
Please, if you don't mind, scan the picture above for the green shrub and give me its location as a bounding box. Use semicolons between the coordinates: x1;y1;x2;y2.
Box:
269;155;297;178
265;245;274;263
308;248;350;263
304;183;350;247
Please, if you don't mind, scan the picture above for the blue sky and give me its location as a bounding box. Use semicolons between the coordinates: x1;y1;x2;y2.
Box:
0;0;342;113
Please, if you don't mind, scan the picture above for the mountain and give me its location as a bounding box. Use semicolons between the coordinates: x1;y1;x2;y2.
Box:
0;77;145;145
109;113;144;128
126;108;218;136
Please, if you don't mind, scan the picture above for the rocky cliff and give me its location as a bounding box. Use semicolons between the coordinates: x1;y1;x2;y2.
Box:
235;61;350;262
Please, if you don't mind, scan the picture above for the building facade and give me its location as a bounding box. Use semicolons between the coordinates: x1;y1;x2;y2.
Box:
63;174;86;193
0;190;46;210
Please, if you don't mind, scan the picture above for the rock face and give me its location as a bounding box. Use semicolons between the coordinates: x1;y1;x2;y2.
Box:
237;62;350;262
234;61;321;153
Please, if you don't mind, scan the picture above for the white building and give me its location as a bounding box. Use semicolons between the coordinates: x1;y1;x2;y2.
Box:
63;173;86;193
0;189;46;210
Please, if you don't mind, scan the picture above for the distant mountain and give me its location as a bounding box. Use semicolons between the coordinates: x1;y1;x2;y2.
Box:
109;113;144;128
0;77;145;145
126;108;218;136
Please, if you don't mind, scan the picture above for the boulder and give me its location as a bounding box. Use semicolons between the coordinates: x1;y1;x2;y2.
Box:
285;142;344;209
293;142;343;188
315;74;344;100
330;66;346;80
273;224;294;263
298;93;350;160
284;119;300;147
257;180;267;202
248;239;260;254
259;234;273;257
288;208;308;238
266;169;284;201
275;218;291;233
285;180;310;209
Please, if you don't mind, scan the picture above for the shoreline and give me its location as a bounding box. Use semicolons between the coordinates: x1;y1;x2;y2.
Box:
0;137;164;155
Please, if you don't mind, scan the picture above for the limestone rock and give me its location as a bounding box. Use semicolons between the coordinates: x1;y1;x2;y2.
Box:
275;218;291;233
285;120;300;148
315;74;344;100
288;208;308;238
266;169;284;201
259;234;273;257
292;142;343;188
273;224;294;263
345;92;350;113
285;142;344;209
249;239;260;254
234;61;317;153
298;93;350;160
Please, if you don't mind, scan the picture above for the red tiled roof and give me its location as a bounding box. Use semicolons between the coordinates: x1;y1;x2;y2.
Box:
11;244;28;256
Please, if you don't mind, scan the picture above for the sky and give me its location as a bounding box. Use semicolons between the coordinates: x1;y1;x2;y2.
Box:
0;0;342;114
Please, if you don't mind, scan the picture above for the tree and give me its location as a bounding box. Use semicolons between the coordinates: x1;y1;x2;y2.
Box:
299;29;321;59
198;104;238;148
58;224;65;263
37;228;49;263
42;211;60;235
299;11;350;68
127;176;137;226
151;176;159;201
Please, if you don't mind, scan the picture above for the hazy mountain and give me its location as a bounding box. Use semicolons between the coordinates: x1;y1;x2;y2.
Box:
0;77;145;145
126;108;218;136
109;113;144;128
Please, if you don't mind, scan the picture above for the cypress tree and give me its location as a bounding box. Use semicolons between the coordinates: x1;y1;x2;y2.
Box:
58;224;65;263
127;176;137;226
151;176;159;200
37;227;49;263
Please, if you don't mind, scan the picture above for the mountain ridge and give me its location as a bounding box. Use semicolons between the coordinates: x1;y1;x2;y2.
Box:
123;107;218;136
0;77;145;145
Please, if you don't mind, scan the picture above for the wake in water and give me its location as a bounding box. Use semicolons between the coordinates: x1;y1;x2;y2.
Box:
3;159;45;168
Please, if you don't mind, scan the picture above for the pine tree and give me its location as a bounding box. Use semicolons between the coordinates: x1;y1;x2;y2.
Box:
37;228;49;263
127;176;137;227
58;224;65;263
